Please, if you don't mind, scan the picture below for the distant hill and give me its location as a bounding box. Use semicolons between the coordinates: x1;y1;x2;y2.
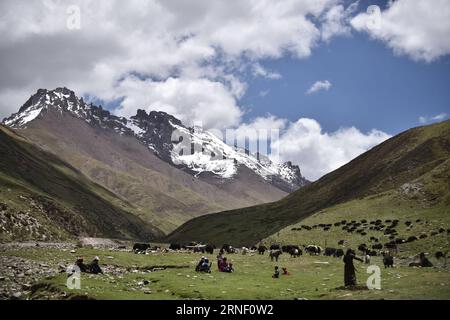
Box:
0;125;163;242
166;120;450;246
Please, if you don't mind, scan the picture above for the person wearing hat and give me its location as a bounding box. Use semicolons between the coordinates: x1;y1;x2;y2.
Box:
195;256;206;272
199;257;211;273
75;257;88;273
87;256;103;274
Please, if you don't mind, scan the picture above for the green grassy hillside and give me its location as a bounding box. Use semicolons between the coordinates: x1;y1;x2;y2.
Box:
0;125;163;241
167;120;450;246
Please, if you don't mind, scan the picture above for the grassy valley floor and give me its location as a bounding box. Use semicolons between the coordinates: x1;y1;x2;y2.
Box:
0;244;449;300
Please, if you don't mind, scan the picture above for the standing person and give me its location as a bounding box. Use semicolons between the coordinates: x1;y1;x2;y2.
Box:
343;249;363;287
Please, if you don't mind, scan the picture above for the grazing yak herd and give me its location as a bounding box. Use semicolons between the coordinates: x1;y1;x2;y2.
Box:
131;241;400;268
292;218;449;260
131;217;448;269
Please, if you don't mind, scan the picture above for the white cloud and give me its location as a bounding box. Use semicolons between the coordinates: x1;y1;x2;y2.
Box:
419;113;448;124
271;118;391;180
252;63;282;80
259;90;270;98
306;80;332;94
351;0;450;62
0;0;351;126
321;2;359;42
235;115;287;140
114;76;242;130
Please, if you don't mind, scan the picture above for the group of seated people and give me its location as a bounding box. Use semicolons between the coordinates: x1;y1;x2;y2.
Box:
194;250;234;273
272;266;290;278
75;256;103;274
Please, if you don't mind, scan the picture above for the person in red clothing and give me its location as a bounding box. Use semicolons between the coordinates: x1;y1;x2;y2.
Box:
218;257;227;271
217;251;224;270
218;257;234;272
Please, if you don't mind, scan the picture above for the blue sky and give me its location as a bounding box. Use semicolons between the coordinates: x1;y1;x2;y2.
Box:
241;32;450;136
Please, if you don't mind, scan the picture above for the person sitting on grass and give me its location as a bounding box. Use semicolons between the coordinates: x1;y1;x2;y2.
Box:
272;266;280;278
419;252;433;267
75;257;88;273
87;256;103;274
196;257;212;273
282;267;290;275
219;257;234;273
196;256;206;272
200;257;212;273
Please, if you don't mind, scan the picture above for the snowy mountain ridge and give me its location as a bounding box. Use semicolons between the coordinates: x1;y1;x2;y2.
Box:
3;87;308;191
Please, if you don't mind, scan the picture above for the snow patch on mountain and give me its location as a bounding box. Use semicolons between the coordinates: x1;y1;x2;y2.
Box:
4;105;43;127
176;153;237;178
124;119;145;137
169;122;302;184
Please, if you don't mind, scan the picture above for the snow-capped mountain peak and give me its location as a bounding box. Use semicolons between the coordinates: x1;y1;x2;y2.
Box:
4;87;86;128
2;88;308;191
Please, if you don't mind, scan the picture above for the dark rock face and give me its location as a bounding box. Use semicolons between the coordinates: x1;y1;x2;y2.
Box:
271;161;309;192
131;109;184;163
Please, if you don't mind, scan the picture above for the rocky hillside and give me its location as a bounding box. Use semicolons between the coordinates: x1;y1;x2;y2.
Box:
166;120;450;246
0;125;163;242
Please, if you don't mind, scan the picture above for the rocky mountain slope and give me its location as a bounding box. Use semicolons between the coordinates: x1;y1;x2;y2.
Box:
0;125;162;242
166;119;450;246
2;88;307;233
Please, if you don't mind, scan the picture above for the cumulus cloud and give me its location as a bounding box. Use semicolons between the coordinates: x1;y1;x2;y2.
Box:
234;115;287;143
271;118;391;180
252;63;282;80
114;76;242;130
0;0;352;125
306;80;332;94
321;1;359;41
419;113;448;124
351;0;450;62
